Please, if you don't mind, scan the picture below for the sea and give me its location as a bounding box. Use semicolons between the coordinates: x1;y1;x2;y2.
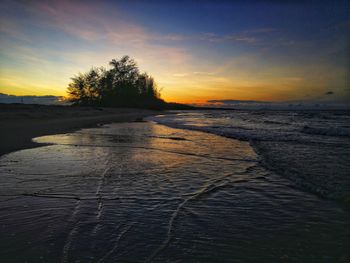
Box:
150;109;350;202
0;109;349;262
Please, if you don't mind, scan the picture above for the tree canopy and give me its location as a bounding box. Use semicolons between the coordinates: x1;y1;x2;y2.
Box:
67;56;164;108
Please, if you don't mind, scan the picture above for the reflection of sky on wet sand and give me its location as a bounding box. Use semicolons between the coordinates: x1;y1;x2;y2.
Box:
0;122;349;262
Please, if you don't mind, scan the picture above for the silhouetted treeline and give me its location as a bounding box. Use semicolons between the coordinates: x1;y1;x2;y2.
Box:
68;56;180;109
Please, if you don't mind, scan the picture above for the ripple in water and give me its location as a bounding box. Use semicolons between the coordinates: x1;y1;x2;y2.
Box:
0;122;349;262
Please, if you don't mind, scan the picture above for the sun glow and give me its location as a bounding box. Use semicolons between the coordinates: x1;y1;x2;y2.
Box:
1;0;349;104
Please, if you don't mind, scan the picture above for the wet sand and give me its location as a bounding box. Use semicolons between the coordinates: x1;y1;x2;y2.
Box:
0;104;157;157
0;121;349;262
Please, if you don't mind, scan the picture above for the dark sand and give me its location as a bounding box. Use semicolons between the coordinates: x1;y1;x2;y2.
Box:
0;104;157;157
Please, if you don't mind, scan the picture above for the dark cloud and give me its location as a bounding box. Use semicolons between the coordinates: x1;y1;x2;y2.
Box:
0;93;67;105
207;99;270;104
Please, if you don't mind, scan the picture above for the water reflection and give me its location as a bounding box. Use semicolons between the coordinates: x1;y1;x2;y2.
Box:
0;122;349;262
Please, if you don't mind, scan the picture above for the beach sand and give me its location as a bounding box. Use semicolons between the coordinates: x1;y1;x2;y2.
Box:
0;104;157;157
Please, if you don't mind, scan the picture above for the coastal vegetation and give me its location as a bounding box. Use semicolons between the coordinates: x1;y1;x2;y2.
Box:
67;56;189;109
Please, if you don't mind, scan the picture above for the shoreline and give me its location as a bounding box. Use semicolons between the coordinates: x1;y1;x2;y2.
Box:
0;104;158;157
1;118;348;261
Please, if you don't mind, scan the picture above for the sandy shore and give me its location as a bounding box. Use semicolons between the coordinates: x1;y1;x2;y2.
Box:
0;104;157;157
1;120;349;261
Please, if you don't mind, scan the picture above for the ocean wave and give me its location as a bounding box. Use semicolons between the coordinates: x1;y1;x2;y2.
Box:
150;116;315;143
150;111;350;203
149;111;350;145
302;125;350;137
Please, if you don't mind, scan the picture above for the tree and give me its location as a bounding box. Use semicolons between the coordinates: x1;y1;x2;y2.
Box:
67;56;165;108
67;73;87;105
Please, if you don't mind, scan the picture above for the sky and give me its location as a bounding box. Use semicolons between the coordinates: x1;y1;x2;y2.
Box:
0;0;349;104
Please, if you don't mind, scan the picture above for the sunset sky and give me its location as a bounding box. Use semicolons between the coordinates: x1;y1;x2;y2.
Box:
0;0;349;104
